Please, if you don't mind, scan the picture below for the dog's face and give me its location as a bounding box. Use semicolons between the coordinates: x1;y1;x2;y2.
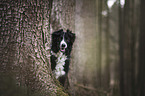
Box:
51;29;75;55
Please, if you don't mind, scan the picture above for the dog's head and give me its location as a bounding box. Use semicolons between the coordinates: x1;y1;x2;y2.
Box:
51;29;75;55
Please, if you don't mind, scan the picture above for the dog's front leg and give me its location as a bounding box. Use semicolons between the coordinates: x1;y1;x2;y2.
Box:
50;55;57;71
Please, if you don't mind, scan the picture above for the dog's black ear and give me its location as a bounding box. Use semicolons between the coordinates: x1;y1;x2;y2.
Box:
67;29;76;43
52;29;63;36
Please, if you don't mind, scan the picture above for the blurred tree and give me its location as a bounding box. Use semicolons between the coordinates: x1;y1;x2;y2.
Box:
73;0;98;95
118;0;125;96
98;0;103;88
119;0;140;96
137;0;145;95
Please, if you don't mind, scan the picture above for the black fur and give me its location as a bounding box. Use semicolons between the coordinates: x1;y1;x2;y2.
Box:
50;29;75;86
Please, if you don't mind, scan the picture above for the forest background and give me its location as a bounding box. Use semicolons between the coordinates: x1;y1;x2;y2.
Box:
0;0;144;96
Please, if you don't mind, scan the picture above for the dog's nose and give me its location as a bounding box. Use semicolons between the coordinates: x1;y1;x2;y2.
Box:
61;44;66;48
60;39;67;49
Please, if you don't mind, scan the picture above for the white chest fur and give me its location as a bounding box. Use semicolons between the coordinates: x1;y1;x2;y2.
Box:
52;52;67;79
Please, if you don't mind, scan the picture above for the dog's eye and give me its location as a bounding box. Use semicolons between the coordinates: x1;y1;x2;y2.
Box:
58;36;62;41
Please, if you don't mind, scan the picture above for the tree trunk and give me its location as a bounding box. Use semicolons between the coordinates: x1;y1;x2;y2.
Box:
73;0;99;95
118;0;125;96
119;0;139;96
0;0;75;95
98;0;103;88
137;0;145;95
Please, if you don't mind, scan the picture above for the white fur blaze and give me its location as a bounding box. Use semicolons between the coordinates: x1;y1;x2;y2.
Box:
53;52;67;79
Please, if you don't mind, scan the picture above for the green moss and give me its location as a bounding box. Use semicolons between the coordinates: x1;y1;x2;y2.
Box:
56;87;69;96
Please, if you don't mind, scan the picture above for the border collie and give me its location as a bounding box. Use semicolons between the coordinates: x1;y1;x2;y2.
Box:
50;29;75;86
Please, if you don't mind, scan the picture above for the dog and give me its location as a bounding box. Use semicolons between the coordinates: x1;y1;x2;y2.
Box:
50;29;75;86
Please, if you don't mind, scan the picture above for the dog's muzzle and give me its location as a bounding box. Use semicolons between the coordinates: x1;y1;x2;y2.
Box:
60;40;67;52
